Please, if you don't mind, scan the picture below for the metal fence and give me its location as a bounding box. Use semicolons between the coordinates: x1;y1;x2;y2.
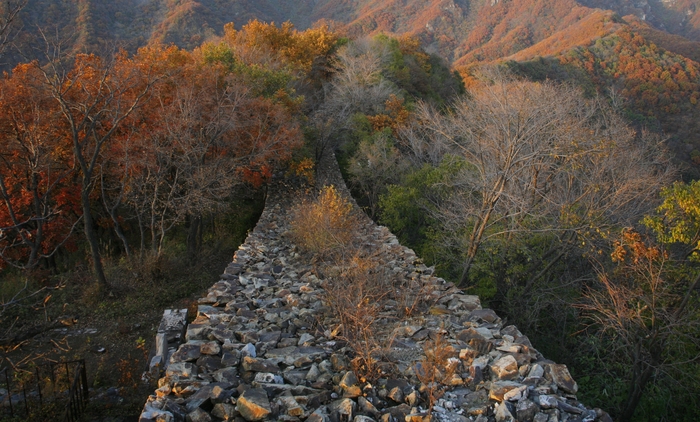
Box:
1;359;88;422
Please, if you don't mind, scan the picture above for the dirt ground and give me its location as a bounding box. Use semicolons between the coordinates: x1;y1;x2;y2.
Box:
0;248;234;422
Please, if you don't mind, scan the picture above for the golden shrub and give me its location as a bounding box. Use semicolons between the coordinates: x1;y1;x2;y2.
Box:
289;185;357;255
289;157;315;184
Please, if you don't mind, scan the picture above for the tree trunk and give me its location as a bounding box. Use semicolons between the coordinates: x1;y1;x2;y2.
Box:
619;362;655;422
112;219;131;258
458;176;507;287
620;336;663;422
101;178;132;258
136;211;145;259
81;189;108;289
187;214;202;262
103;200;131;258
27;173;43;268
151;213;158;255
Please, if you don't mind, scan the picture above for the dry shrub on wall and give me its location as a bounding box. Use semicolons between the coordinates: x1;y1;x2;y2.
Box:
417;333;459;413
323;255;394;382
290;185;397;381
289;185;358;257
290;184;436;383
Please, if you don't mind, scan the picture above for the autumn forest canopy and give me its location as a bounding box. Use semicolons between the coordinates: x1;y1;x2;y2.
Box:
0;0;700;421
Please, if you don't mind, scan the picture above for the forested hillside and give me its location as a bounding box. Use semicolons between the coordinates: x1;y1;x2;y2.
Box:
503;13;700;173
6;0;700;63
0;19;339;419
3;0;700;170
334;43;699;421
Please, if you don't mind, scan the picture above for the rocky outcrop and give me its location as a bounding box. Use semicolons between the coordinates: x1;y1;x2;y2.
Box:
140;158;611;422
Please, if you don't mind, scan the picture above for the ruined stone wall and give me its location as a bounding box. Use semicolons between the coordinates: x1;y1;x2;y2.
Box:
139;156;612;422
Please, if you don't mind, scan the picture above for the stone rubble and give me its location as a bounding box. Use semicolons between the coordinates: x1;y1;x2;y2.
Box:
150;309;189;380
140;157;612;422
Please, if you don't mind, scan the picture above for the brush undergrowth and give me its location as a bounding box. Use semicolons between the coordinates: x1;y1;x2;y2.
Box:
416;333;460;414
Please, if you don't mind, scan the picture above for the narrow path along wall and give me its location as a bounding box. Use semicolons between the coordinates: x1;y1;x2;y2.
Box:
139;155;612;422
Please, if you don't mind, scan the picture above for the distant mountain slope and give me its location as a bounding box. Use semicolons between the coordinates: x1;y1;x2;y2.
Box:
6;0;699;65
509;10;700;66
311;0;473;60
577;0;700;40
504;10;624;61
3;0;699;171
451;0;598;65
624;13;700;63
505;14;700;173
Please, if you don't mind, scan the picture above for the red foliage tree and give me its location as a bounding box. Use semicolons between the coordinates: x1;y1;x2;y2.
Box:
102;45;302;257
30;51;157;288
0;63;81;270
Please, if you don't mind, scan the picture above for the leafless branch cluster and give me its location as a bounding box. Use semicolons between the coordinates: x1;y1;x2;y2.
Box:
401;69;674;286
0;0;26;58
309;37;398;162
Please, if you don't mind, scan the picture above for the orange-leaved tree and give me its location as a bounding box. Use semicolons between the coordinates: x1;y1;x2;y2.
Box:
221;20;338;74
0;62;81;270
31;50;159;289
580;228;700;421
102;44;303;258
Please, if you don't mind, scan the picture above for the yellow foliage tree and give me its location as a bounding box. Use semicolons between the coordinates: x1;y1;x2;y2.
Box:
644;180;700;260
222;20;338;73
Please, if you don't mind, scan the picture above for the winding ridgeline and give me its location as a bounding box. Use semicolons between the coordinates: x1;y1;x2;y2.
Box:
139;156;611;422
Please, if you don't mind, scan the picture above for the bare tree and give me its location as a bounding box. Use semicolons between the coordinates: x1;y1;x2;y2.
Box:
347;132;410;218
119;62;301;258
122;74;247;256
310;37;398;163
328;38;395;114
408;70;674;287
99;132;136;258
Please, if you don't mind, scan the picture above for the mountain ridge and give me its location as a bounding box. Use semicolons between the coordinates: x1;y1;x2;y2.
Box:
6;0;700;65
4;0;700;171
